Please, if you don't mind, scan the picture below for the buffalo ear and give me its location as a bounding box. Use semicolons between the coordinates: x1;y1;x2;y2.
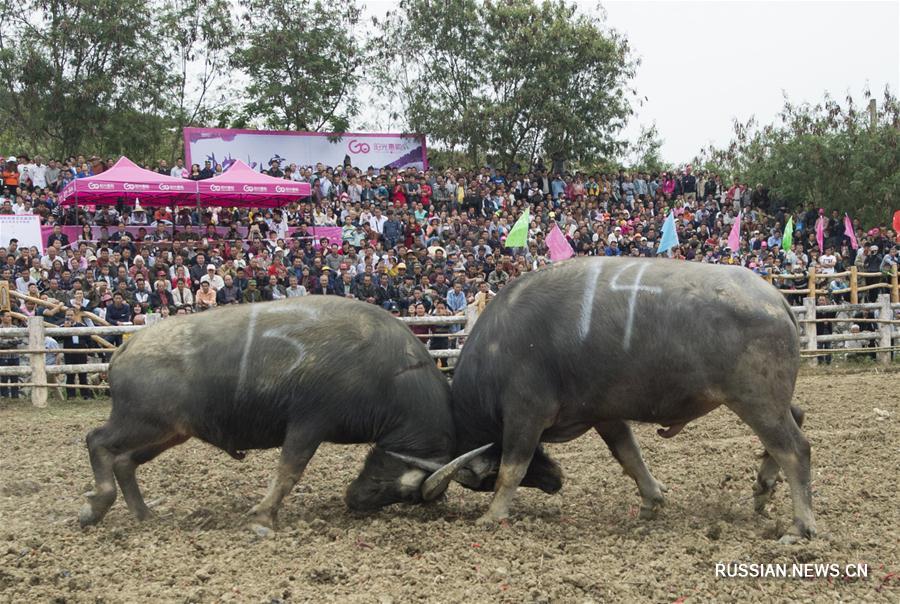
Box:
420;443;493;501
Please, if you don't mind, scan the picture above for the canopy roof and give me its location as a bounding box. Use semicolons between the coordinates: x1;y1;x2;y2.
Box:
58;157;198;206
197;160;311;207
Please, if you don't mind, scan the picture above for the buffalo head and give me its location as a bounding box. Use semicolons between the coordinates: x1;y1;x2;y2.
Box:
346;444;494;511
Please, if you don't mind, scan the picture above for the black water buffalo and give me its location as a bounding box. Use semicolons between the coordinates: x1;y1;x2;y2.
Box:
79;296;485;529
423;257;815;542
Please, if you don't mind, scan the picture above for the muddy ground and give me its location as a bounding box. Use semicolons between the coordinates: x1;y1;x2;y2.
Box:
1;369;898;603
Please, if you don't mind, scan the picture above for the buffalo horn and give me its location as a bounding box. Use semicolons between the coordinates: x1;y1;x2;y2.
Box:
421;443;493;501
384;451;444;472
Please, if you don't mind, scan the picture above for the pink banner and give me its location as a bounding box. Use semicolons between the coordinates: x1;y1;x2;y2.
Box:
843;214;858;250
727;211;741;253
815;216;825;251
546;224;574;261
42;225;343;249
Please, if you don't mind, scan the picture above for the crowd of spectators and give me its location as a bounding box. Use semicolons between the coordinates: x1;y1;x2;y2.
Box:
0;152;897;395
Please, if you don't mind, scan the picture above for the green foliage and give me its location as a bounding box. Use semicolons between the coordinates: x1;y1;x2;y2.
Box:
622;123;670;174
0;0;172;157
231;0;363;132
161;0;239;158
695;88;900;224
372;0;636;169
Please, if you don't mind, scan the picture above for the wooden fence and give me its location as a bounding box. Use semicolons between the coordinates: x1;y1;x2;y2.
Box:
0;274;897;408
766;265;898;304
0;314;468;408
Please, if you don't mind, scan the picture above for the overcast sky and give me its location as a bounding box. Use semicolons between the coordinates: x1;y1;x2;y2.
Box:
602;0;899;162
362;0;899;164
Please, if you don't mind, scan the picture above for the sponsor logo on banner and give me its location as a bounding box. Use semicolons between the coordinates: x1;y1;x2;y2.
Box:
87;182;115;190
158;183;186;191
184;128;427;170
123;183;151;191
243;185;267;192
275;185;300;193
348;140;371;154
209;184;236;192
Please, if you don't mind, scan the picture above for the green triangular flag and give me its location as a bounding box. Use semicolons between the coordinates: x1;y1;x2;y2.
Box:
781;215;793;250
505;207;530;247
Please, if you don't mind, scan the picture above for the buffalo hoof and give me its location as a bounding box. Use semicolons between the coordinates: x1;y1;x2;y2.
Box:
79;489;115;527
246;504;278;532
475;513;507;527
249;523;274;539
777;533;801;545
78;503;104;528
753;479;778;514
778;523;816;544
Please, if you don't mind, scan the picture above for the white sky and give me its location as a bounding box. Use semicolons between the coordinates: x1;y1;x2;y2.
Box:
360;0;900;163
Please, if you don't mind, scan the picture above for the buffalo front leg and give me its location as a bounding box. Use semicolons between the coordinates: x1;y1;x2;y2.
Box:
248;430;319;530
477;418;546;526
595;420;667;520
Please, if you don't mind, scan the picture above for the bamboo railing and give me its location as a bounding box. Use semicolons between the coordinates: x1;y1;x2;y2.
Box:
0;269;897;407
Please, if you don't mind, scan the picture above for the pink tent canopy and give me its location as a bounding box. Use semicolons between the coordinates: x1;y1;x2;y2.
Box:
58;157;199;206
197;160;311;207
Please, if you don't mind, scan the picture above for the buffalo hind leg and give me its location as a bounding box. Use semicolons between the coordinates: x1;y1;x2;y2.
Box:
732;403;815;542
80;426;118;527
477;418;546;526
595;420;668;520
81;421;181;527
113;434;189;521
754;405;805;515
248;429;319;530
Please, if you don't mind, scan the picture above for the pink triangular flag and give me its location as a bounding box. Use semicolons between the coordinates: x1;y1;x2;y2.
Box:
727;211;741;253
844;214;858;250
815;216;825;251
547;224;574;261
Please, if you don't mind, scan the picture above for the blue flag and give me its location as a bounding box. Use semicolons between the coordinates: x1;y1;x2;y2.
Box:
656;211;679;255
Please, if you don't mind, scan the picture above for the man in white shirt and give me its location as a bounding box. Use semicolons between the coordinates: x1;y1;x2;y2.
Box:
200;264;225;290
170;158;186;179
12;198;31;214
41;246;61;270
369;207;387;236
819;245;836;275
30;156;49;190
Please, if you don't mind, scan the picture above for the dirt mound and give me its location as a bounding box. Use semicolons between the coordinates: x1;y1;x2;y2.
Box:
1;371;897;602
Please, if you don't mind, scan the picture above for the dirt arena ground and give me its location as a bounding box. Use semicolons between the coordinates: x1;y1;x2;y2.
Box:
1;369;898;603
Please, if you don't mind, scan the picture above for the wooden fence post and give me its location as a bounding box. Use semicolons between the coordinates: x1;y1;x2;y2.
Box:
27;316;47;408
803;297;818;367
876;294;893;366
891;265;898;304
807;266;817;301
849;265;858;304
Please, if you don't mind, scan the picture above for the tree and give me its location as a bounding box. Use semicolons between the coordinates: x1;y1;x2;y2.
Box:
621;123;670;174
373;0;636;169
695;88;900;225
160;0;239;160
0;0;172;158
231;0;364;132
